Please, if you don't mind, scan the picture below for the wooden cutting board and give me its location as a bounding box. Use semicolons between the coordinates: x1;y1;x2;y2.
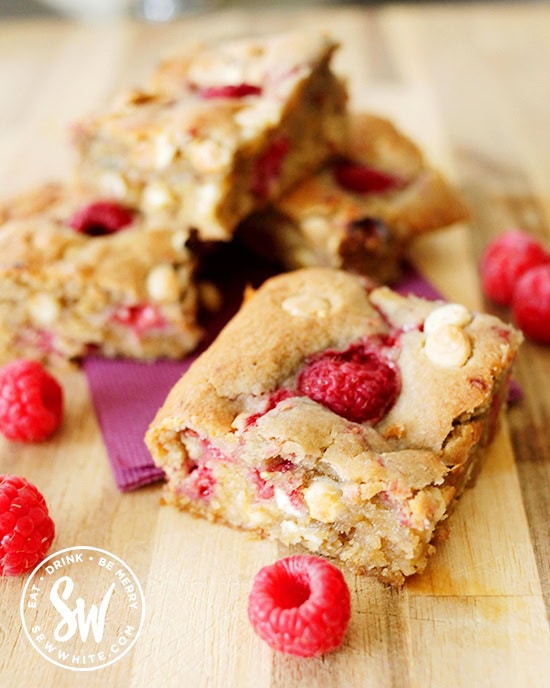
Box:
1;4;550;686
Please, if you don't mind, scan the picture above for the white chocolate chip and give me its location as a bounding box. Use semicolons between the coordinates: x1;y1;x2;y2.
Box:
99;172;127;198
424;303;472;335
274;488;303;518
27;293;60;326
282;294;332;318
143;182;175;210
424;324;472;367
303;479;345;523
146;264;180;303
154;133;178;169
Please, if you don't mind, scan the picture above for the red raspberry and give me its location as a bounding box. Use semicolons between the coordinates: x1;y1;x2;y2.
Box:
511;264;550;343
247;555;351;657
480;229;550;306
199;83;262;99
297;339;400;425
0;475;55;575
334;161;405;195
0;360;63;442
251;136;290;198
184;464;215;500
69;201;134;236
111;304;166;333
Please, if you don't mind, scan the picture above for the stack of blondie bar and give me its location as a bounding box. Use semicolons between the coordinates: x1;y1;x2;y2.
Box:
0;30;523;584
0;30;467;365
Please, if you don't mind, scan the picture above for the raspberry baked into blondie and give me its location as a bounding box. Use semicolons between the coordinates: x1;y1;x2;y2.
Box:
0;183;201;364
72;31;348;241
146;268;522;585
238;113;468;283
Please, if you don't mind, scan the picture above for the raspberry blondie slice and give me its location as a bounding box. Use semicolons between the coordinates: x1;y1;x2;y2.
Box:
0;184;202;364
145;268;521;585
238;113;468;283
72;31;348;241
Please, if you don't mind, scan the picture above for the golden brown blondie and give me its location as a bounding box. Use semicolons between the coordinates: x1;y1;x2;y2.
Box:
0;184;201;364
146;268;521;585
72;31;348;241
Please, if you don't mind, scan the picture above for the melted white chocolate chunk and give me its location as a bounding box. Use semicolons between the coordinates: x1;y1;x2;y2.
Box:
424;303;472;334
424;323;472;367
304;479;345;523
28;293;60;326
146;264;180;302
143;182;174;210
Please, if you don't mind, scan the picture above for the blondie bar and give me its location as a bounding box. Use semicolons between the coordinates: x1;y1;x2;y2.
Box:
238;113;468;283
72;31;348;241
145;268;521;585
0;184;202;364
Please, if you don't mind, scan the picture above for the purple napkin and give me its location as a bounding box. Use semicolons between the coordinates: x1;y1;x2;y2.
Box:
83;264;511;491
84;357;188;490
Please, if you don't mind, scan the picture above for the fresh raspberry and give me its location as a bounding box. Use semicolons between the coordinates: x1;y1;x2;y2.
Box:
511;264;550;343
199;83;262;99
333;160;405;195
297;339;401;425
480;229;550;306
247;555;351;657
0;475;55;575
251;136;290;198
69;201;134;236
0;360;63;442
111;304;166;333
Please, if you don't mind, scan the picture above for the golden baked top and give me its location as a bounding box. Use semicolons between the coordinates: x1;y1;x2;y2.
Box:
147;268;522;480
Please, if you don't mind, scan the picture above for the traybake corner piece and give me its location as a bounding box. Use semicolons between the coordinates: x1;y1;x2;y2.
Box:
145;268;522;585
237;112;469;284
0;183;202;364
71;30;348;241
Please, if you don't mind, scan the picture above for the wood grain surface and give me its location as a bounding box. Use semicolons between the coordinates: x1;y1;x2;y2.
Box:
1;3;550;686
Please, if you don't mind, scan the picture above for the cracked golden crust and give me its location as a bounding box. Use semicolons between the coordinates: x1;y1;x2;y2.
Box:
146;268;521;459
148;268;380;437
